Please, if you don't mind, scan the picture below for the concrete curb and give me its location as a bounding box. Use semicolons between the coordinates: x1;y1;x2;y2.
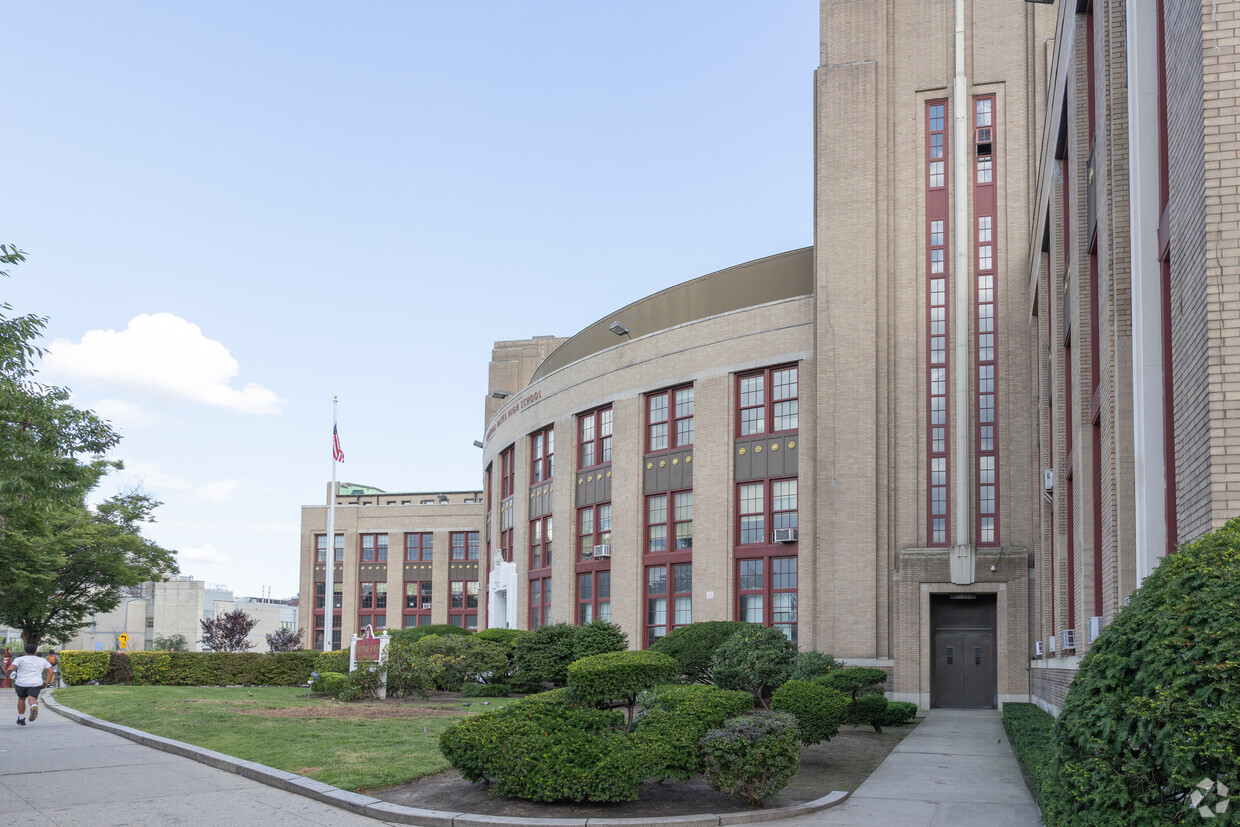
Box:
42;692;848;826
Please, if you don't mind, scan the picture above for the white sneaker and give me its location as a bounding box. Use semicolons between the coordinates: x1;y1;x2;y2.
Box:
28;704;37;722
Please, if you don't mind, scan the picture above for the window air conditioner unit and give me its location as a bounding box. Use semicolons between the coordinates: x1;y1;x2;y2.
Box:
1042;469;1055;492
1061;629;1076;651
1047;635;1056;654
772;528;798;544
592;544;611;559
1034;640;1043;657
1087;616;1104;642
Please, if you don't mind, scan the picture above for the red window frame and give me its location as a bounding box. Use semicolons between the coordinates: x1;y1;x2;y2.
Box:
528;576;551;629
449;580;479;629
404;532;433;562
645;490;693;554
315;533;344;563
926;98;951;547
578;406;613;470
360;533;388;562
529;515;552;570
645;385;694;453
500;445;515;499
735;365;798;437
451;531;480;561
735;478;797;547
734;556;798;642
403;580;431;627
577;503;612;561
576;570;611;625
530;426;554;484
645;562;692;647
974;94;1000;547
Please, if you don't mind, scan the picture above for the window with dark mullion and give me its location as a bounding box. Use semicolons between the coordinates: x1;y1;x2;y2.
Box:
530;426;554;483
578;406;613;469
646;385;694;452
736;366;797;437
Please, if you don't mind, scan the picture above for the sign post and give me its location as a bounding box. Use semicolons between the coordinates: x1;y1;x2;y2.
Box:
348;625;389;700
118;633;129;650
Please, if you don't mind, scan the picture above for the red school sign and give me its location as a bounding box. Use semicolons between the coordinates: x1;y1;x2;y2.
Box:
355;625;381;662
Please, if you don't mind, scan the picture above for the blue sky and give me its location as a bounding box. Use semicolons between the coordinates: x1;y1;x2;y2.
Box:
2;2;817;598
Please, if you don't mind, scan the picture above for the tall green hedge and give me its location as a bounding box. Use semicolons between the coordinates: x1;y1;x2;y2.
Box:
1002;703;1057;809
1044;516;1240;826
58;649;317;686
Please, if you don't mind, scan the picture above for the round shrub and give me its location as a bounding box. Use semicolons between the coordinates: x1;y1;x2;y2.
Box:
848;694;890;732
1045;517;1240;827
816;666;888;700
412;634;472;690
710;625;797;708
790;651;839;682
568;650;678;725
650;621;758;683
474;628;529;646
880;700;918;727
634;684;756;778
439;689;650;802
770;679;850;744
311;670;347;696
701;711;801;806
514;621;627;688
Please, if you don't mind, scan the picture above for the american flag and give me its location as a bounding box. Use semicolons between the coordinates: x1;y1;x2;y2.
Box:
333;424;345;463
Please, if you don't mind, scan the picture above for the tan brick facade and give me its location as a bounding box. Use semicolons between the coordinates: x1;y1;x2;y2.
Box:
295;2;1240;713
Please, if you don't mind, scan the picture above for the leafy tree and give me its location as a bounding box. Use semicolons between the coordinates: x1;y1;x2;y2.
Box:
265;626;302;653
200;608;258;652
0;242;176;646
152;633;188;652
0;491;177;646
709;625;797;709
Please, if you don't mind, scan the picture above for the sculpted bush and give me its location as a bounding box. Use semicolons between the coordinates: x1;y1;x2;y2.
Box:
649;621;757;683
770;679;850;744
1043;517;1240;827
709;625;797;709
700;711;800;806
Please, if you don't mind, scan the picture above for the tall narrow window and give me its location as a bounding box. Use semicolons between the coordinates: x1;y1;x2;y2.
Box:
578;406;613;469
974;94;1000;546
449;580;480;629
645;563;693;646
530;426;554;483
405;532;432;562
403;580;431;626
926;100;951;546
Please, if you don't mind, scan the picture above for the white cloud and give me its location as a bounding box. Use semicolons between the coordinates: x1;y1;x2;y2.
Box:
179;544;230;564
116;462;192;493
191;479;241;503
88;398;162;429
46;313;283;415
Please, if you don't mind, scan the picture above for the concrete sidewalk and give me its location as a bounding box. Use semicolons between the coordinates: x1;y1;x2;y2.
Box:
0;695;391;826
771;708;1042;827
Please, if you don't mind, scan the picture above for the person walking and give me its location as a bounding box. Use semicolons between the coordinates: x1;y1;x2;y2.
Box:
6;644;53;726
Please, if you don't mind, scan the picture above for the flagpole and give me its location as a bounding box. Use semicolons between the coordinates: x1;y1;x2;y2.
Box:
324;396;338;652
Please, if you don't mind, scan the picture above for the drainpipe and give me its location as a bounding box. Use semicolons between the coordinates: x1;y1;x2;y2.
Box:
951;0;975;585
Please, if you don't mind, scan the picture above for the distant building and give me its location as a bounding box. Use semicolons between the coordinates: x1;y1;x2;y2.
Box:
297;486;487;649
60;577;297;653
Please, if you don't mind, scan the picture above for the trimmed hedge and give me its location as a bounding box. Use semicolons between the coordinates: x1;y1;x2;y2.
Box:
770;679;850;744
314;649;349;674
60;651;109;685
1044;516;1240;826
513;621;627;688
439;689;650;802
634;684;755;779
650;621;757;683
1002;703;1057;809
59;649;317;687
388;624;470;645
880;700;918;727
701;711;800;806
567;650;679;710
709;625;797;708
311;671;348;696
815;666;887;700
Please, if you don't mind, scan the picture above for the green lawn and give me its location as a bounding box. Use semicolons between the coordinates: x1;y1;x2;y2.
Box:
53;685;512;791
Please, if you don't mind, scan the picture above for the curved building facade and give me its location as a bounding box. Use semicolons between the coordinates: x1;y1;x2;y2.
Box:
480;248;815;648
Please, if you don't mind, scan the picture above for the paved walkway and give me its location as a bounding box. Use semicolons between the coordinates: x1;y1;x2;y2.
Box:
0;694;1040;826
0;696;389;826
773;708;1042;827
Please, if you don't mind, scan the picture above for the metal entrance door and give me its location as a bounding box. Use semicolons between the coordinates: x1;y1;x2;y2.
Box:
930;594;997;708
